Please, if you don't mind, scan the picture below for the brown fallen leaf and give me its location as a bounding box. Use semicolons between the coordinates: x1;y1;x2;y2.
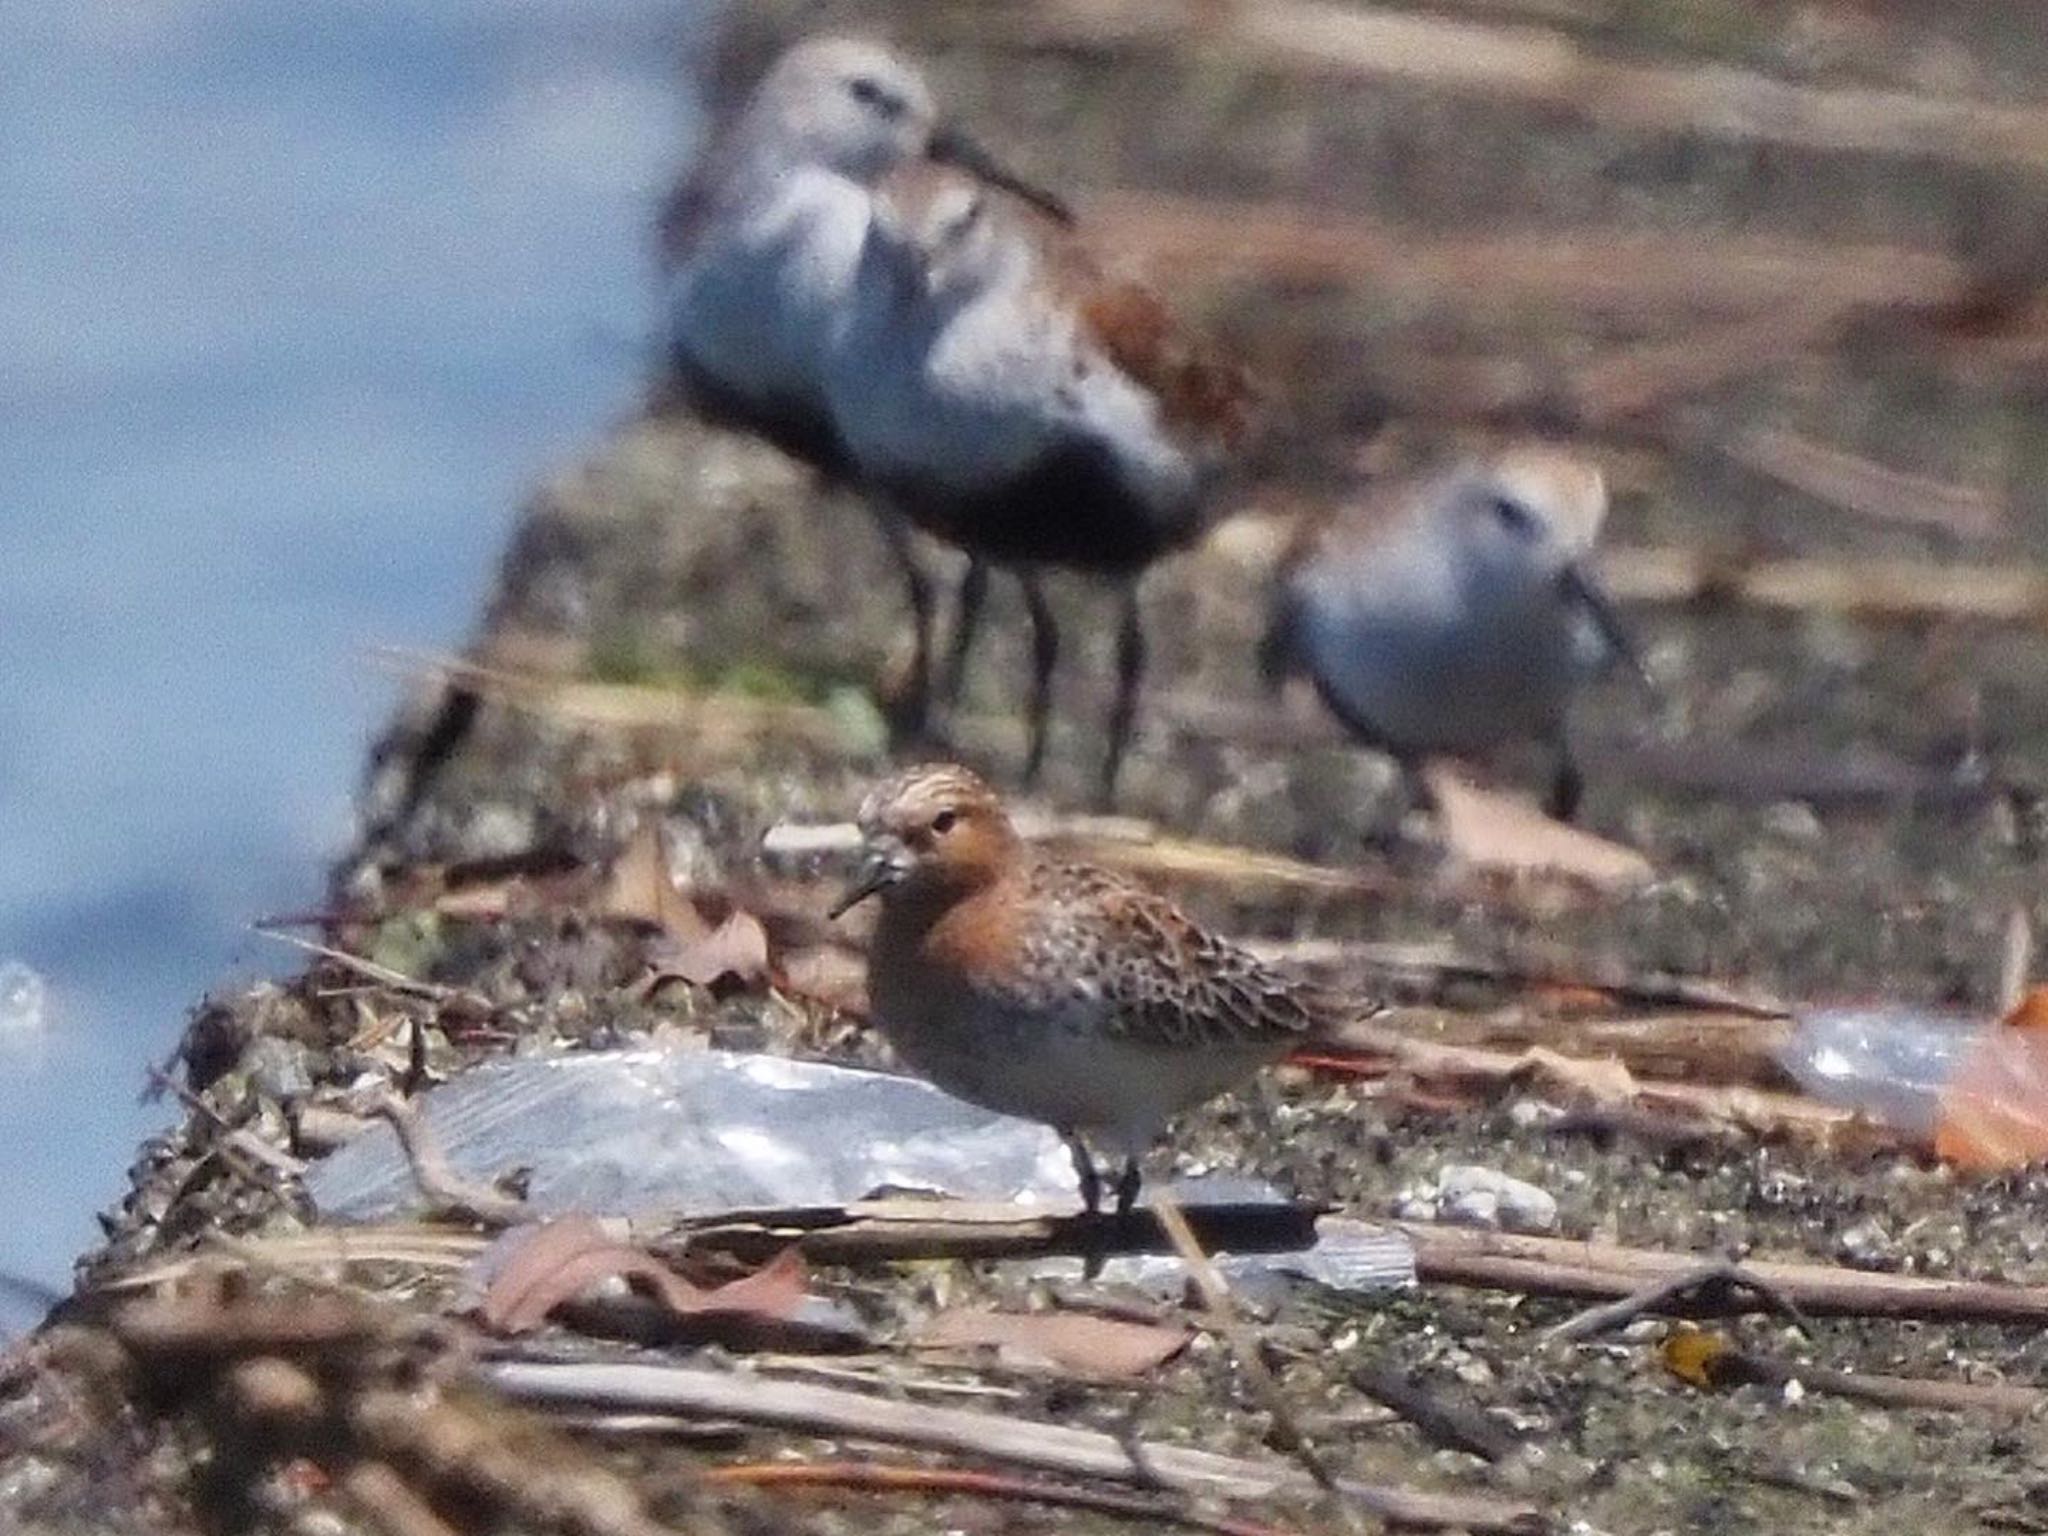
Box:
1423;763;1654;891
602;821;711;944
604;821;774;996
912;1306;1190;1380
468;1216;807;1336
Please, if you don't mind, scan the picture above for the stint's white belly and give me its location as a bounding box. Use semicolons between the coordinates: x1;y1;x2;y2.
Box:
666;173;871;412
829;261;1200;512
1299;580;1586;752
875;991;1279;1158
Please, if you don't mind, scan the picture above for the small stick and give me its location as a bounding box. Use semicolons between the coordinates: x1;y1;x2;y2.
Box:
700;1460;1299;1536
1700;1346;2046;1416
1347;1362;1522;1463
1547;1258;1814;1343
1404;1222;2048;1325
369;1093;528;1230
1145;1191;1341;1500
484;1358;1548;1533
340;1462;465;1536
253;927;494;1017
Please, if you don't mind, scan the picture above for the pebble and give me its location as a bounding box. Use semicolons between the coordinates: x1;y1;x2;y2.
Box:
1434;1164;1560;1233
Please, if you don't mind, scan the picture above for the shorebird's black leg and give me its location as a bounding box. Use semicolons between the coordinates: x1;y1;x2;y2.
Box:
1112;1156;1143;1219
873;508;935;742
1061;1129;1102;1215
1102;583;1146;806
1545;739;1584;822
1020;570;1060;785
939;558;992;715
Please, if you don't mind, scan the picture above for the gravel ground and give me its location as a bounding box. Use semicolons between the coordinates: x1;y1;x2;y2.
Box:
11;4;2048;1532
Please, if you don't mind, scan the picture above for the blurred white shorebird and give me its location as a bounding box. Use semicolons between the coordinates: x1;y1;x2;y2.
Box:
659;36;1062;464
1262;446;1652;822
657;37;1067;728
824;110;1255;801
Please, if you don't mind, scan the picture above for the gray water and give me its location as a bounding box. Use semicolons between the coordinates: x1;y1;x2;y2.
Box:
0;0;710;1325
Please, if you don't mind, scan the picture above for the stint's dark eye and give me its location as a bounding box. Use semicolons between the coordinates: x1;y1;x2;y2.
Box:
1491;495;1537;535
848;76;898;115
931;809;958;835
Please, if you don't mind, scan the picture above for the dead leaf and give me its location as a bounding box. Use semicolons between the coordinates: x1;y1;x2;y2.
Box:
468;1216;807;1335
604;822;774;996
602;821;711;944
660;907;771;995
912;1307;1190;1380
1424;764;1654;891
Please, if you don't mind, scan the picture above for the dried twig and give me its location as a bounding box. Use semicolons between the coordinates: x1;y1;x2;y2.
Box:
1354;1007;1796;1090
1546;1258;1815;1342
701;1460;1298;1536
973;0;2048;172
483;1359;1547;1534
1318;1023;1855;1139
339;1462;465;1536
1347;1363;1523;1463
369;1093;529;1230
1147;1189;1338;1496
1404;1222;2048;1325
667;1197;1322;1268
1087;192;1964;317
254;926;494;1017
1675;1335;2046;1415
1725;426;2006;540
1598;549;2048;627
1248;937;1789;1019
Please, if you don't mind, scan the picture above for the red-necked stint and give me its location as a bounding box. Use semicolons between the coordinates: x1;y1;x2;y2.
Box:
1263;446;1651;822
824;134;1255;800
831;763;1336;1214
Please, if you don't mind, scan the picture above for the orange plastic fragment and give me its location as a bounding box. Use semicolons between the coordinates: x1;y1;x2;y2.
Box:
1661;1324;1732;1389
1933;986;2048;1170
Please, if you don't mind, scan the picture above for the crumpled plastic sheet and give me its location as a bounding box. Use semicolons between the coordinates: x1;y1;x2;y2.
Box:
1779;1004;1980;1135
307;1048;1079;1220
1017;1212;1415;1300
305;1047;1415;1294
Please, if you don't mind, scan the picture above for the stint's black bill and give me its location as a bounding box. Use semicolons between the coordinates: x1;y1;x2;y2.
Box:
927;124;1073;225
1560;562;1659;698
828;851;898;920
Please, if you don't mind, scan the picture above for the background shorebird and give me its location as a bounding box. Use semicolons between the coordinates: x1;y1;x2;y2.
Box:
657;36;1066;731
831;762;1337;1215
1262;446;1652;823
825;129;1256;802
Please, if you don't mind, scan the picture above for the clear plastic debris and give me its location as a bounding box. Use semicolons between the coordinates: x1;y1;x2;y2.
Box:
1016;1188;1416;1298
306;1048;1080;1221
1778;1004;1981;1135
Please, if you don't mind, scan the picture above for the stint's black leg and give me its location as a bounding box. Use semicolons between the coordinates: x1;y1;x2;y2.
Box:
1021;571;1059;786
1062;1131;1101;1216
874;508;934;742
1545;742;1584;823
939;558;992;716
1112;1156;1143;1219
1102;583;1146;806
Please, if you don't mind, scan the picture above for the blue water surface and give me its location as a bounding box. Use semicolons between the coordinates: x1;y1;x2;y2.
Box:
0;0;709;1326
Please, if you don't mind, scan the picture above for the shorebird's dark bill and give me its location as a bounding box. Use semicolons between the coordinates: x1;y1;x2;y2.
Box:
1560;563;1659;697
829;851;898;919
927;124;1073;225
